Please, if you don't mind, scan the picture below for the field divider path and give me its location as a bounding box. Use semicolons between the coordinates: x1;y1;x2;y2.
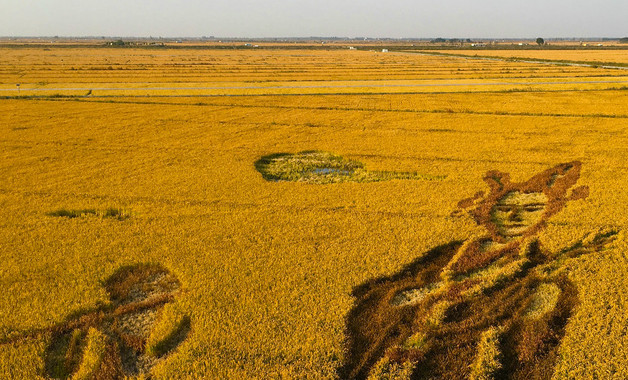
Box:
3;79;628;94
9;96;627;119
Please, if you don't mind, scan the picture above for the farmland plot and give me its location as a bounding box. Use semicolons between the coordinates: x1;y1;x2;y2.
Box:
1;47;628;379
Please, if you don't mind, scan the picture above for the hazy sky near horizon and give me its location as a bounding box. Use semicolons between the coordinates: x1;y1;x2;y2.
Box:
1;0;626;38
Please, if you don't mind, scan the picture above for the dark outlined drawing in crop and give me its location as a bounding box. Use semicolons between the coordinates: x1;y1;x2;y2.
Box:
44;264;190;379
341;161;617;380
1;264;190;379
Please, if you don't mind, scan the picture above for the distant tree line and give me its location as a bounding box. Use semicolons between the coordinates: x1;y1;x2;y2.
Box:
431;38;474;44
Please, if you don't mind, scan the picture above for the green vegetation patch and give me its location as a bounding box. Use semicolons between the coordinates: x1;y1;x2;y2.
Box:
255;151;444;184
47;208;130;220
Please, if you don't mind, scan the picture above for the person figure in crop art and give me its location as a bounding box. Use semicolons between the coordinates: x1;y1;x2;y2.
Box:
341;161;617;380
43;263;190;379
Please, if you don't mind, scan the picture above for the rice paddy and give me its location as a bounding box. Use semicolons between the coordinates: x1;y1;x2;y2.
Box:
1;45;628;379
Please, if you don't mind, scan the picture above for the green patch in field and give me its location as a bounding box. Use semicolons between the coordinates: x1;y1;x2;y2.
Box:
255;151;445;184
47;208;130;220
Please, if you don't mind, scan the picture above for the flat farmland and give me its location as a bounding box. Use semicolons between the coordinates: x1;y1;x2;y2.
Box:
432;49;628;65
1;47;628;379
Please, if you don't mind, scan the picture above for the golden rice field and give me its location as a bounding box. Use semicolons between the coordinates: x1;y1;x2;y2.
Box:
1;46;628;379
433;49;628;65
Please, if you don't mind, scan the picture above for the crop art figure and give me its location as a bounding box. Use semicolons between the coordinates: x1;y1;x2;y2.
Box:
42;264;190;379
342;162;617;380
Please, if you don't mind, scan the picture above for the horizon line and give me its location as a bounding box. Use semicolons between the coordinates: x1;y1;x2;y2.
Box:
1;36;626;41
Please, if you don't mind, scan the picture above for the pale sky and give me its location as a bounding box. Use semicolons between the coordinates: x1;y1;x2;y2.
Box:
1;0;626;38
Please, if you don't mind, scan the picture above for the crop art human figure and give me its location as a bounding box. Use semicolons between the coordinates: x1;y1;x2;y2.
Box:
341;161;617;380
42;264;190;379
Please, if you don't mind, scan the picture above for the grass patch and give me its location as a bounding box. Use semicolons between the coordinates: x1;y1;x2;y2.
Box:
47;208;130;220
255;151;445;184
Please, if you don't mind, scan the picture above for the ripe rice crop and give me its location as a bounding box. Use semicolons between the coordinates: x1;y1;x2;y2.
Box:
434;49;628;65
1;46;628;379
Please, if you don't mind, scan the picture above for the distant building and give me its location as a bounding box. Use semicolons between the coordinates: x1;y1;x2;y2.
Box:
382;49;388;53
